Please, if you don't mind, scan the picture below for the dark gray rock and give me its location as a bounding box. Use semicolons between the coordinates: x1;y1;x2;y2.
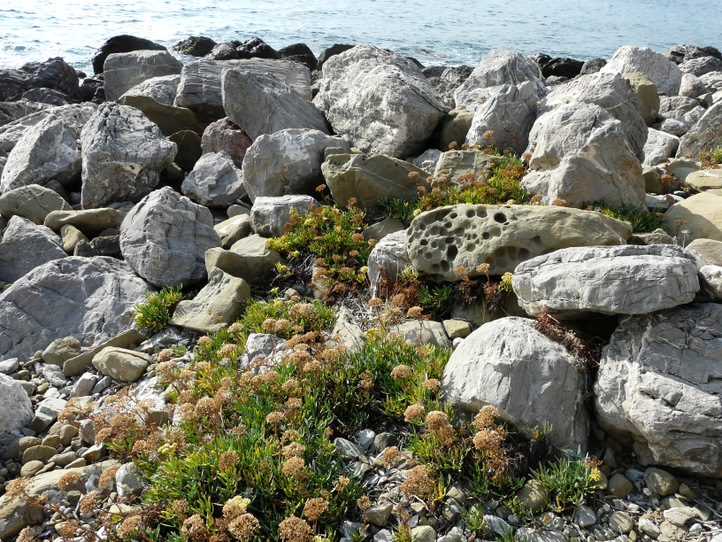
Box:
279;43;317;71
0;256;151;360
679;56;722;77
0;58;79;102
92;34;167;75
677;101;722;158
236;37;278;60
119;186;221;287
317;43;354;71
173;36;217;57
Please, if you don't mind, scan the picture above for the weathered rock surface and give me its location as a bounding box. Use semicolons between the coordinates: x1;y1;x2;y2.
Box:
454;49;546;111
0;99;50;127
242;129;347;201
206;234;281;284
677;101;722;158
322;153;427;208
215;214;251;248
367;229;411;294
200;118;253;168
0;257;150;360
44;207;126;235
432;149;495;181
103;49;183;102
0;57;79;102
442;317;588;450
687;238;722;266
314;44;447;158
80;103;177;209
180;151;246;207
642;128;679;167
512;245;700;317
0;216;66;283
119;186;221;287
601;46;683;96
700;265;722;301
465;81;542;155
119;73;179;105
0;373;33;445
594;303;722;477
406;204;631;281
522;103;645;208
0;184;71;224
169;267;251;333
423;65;473;108
92;347;151;382
174;36;217;57
222;70;328;139
662;192;722;242
42;336;82;367
175;58;312;121
539;72;648;155
250;195;317;238
686;169;722;192
0;116;82;192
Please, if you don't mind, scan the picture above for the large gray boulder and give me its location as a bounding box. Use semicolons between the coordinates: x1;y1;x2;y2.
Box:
119;187;221;287
0;57;80;102
180;151;245;207
0;100;50;127
538;72;648;156
0;216;66;283
314;44;447;158
103;50;183;102
442;317;588;451
80;103;177;209
242;129;348;201
321;152;427;208
200;117;253;168
0;373;33;445
453;49;546;112
677;101;722;158
512;245;700;317
406;204;632;281
250;195;317;238
119;74;180;105
0;256;150;360
522;103;645;208
169;267;250;333
594;303;722;477
222;70;328;139
175;58;312;121
465;81;542;155
0;184;71;224
601;46;683;96
0;117;81;192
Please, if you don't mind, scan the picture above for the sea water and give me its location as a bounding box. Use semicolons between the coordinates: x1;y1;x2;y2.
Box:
1;0;721;73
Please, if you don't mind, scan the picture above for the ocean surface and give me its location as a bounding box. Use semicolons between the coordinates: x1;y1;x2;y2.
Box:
1;0;721;73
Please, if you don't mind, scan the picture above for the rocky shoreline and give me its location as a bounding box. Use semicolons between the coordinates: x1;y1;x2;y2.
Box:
0;34;721;542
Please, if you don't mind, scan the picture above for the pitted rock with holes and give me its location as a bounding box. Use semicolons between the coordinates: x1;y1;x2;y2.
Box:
405;204;632;281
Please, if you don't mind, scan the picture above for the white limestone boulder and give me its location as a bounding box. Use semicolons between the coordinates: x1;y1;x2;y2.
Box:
442;317;588;451
119;186;221;287
594;303;722;477
181;151;246;207
601;46;682;96
522;103;645;208
314;44;447;158
512;244;700;317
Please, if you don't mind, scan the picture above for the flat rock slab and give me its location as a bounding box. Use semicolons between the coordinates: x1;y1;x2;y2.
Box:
0;256;150;360
663;191;722;242
441;317;588;451
0;184;71;224
92;346;151;382
406;204;632;281
594;303;722;477
44;208;126;236
512;244;700;317
119;186;221;287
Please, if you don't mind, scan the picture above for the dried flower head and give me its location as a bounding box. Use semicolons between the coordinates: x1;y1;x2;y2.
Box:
400;465;435;499
283;442;306;459
223;496;251;519
58;471;83;492
380;446;399;468
219;450;240;472
279;515;313;542
367;297;383;308
266;411;285;426
228;513;260;539
117;515;144;539
197;336;212;345
390;364;412;380
357;495;372;510
219;343;237;357
303;497;329;522
472;405;499;429
551;198;567;207
79;490;101;516
228;322;243;333
423;378;440;391
282;456;305;477
158;348;174;363
407;306;423;319
16;527;37;542
425;410;450;431
181;514;208;540
404;403;425;423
